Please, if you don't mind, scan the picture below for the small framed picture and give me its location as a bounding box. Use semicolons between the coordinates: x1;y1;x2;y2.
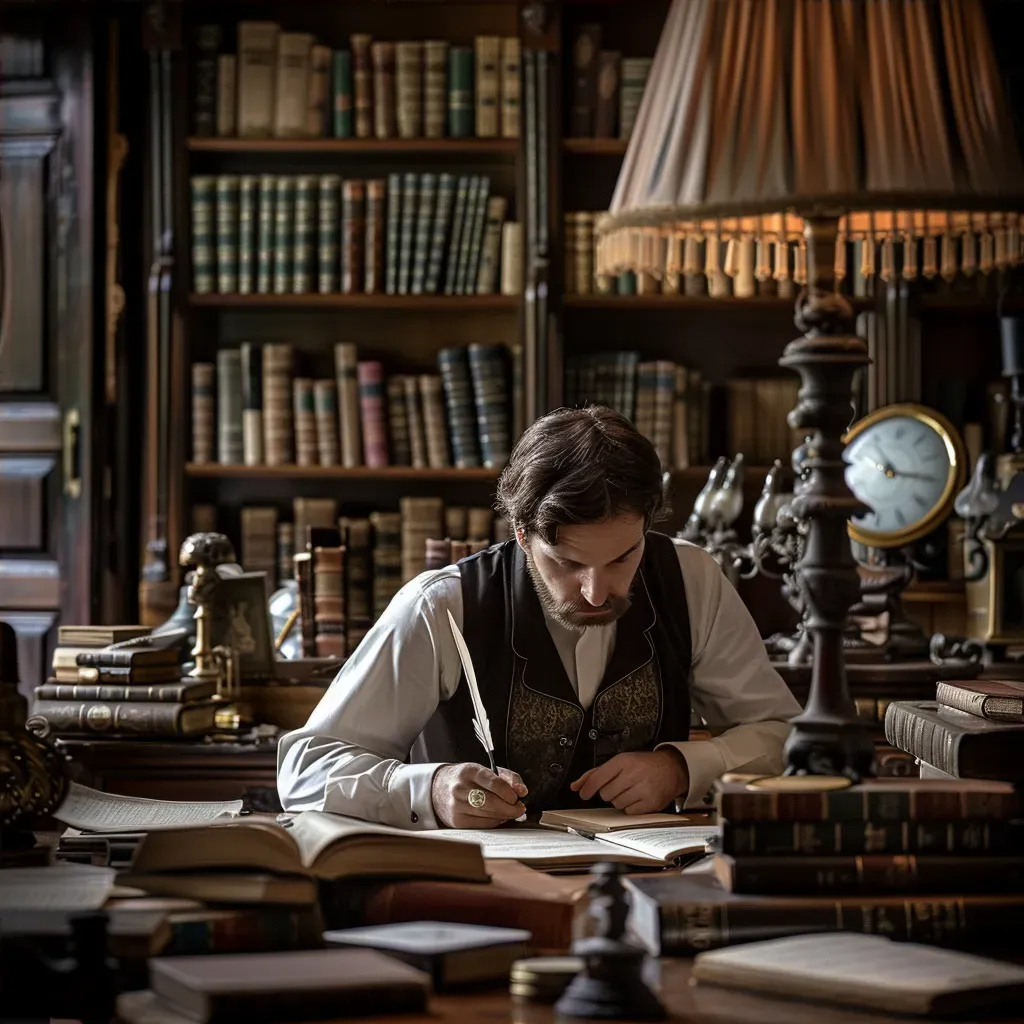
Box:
208;571;274;681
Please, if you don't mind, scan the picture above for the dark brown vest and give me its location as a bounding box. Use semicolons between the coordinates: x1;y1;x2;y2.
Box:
409;532;692;812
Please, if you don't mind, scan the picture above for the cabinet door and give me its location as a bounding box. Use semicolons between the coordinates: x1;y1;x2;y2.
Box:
0;29;95;699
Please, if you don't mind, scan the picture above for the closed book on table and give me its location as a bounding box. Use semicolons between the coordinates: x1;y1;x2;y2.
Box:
936;679;1024;722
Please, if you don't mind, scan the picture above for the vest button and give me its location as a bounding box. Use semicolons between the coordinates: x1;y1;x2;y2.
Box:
621;726;630;738
588;728;598;740
559;736;570;747
549;762;563;774
410;811;419;823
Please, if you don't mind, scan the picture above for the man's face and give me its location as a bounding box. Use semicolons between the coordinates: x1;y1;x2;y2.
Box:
519;515;646;631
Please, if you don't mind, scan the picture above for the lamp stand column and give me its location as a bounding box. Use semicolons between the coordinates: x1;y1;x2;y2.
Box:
779;214;876;781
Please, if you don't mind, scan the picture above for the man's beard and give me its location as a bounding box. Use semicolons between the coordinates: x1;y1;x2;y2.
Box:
524;549;634;632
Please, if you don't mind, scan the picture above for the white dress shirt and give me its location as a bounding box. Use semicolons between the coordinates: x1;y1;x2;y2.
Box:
276;538;803;829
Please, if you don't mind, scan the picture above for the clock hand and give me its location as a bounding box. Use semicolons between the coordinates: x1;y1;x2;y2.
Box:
856;455;895;478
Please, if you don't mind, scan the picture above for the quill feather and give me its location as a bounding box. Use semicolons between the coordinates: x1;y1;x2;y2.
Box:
447;608;497;773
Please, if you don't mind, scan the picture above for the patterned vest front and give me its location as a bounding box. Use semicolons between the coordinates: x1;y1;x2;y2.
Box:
409;532;692;812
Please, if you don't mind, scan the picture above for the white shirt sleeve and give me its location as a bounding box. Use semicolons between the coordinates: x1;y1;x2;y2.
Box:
658;540;804;808
276;568;464;830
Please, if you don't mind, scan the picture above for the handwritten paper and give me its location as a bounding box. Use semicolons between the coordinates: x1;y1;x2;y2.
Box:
54;782;243;833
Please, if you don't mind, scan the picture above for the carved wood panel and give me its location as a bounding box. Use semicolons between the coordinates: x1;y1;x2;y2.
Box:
0;455;54;549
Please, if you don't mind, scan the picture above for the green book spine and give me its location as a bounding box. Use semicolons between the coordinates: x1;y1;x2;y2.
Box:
237;175;258;294
384;173;402;295
273;176;295;295
190;175;215;294
256;174;276;294
454;176;482;295
215;175;240;294
447;46;474;138
397;172;419;295
332;49;353;138
292;174;316;294
617;270;637;295
443;175;471;295
318;174;340;294
462;176;491;295
410;173;437;295
424;172;455;294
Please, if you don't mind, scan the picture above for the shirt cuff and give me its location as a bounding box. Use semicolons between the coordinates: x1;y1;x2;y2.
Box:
384;761;446;830
657;739;726;810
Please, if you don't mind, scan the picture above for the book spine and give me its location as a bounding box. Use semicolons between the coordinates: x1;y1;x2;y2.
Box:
273;32;313;138
619;57;651;140
473;35;500;138
335;342;363;468
499;37;520;139
237;175;257;294
410;172;437;295
447;47;474;138
256;174;276;294
569;24;602;136
357;361;389;468
468;343;510;469
272;176;295;294
294;552;317;657
385;173;403;295
192;24;222;137
462;177;491;295
262;342;294;466
292;175;316;294
419;374;451;469
935;682;1024;722
237;21;279;138
438;347;481;468
216;349;243;463
728;855;1024;896
369;511;403;617
240;342;264;465
241;505;278;581
475;195;507;295
594;50;621;138
307;44;331;137
191;362;215;464
403;375;428;469
397;172;419;295
364;179;386;295
216;54;237;138
292;377;317;467
30;700;209;737
395;41;423;139
278;522;294;583
341;518;373;652
312;545;346;659
386;377;412;467
190;176;215;294
342;180;367;295
35;681;212;703
331;49;353;138
424;172;455;295
313;380;339;467
500;222;523;296
165;908;321;956
371;41;396;139
654;895;1024;956
723;819;1024;856
318;174;340;294
423;40;448;138
443;176;470;295
350;34;373;139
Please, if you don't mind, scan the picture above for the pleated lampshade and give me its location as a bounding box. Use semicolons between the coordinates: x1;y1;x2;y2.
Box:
603;0;1024;245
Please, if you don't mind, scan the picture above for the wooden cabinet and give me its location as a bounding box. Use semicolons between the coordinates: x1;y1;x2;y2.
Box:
0;20;97;699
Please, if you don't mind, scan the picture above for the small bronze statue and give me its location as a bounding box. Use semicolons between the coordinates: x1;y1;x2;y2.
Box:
554;862;666;1020
179;532;236;690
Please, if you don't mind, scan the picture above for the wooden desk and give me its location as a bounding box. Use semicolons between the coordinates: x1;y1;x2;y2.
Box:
57;738;281;812
375;959;1024;1024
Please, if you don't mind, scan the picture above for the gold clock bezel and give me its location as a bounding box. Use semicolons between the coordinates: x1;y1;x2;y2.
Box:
842;402;965;549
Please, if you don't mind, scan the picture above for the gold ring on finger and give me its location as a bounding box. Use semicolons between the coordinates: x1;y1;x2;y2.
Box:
468;788;487;808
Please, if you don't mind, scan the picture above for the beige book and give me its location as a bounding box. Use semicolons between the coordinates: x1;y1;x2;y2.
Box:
499;36;521;138
475;195;507;295
236;21;279;138
273;32;314;138
215;55;236;137
473;35;500;137
118;872;317;906
127;811;488;884
500;221;523;295
334;342;363;468
395;41;423;139
691;933;1024;1017
539;807;713;834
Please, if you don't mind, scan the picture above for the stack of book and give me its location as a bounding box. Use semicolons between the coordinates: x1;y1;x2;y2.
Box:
625;777;1024;957
191;171;521;299
194;24;520;141
31;627;217;739
885;683;1024;782
193;340;522;471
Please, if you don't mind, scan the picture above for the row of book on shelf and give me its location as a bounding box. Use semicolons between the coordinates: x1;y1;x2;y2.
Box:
568;23;652;140
195;22;521;140
192;173;521;298
193;341;523;470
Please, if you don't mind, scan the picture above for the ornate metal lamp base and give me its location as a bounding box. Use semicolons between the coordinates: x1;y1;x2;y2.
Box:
554;939;666;1021
782;717;878;781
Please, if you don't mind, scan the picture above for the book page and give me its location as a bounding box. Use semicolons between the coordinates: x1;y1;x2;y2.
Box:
430;827;663;864
0;863;117;911
288;810;422;867
599;825;720;860
539;808;712;832
55;782;243;832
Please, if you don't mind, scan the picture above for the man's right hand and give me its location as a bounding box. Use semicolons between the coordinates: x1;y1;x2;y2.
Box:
430;762;528;829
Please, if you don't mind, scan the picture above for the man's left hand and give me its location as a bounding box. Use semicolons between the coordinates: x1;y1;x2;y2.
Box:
569;749;690;814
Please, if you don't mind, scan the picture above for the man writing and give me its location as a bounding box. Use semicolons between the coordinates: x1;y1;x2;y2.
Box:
277;406;802;829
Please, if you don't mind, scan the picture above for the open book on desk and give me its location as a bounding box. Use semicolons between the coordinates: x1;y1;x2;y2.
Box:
429;823;721;871
538;808;715;835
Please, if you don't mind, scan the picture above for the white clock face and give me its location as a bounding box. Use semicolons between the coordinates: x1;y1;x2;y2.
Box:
844;414;953;542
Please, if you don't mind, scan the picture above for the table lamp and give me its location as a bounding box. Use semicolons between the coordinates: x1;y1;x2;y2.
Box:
600;0;1024;780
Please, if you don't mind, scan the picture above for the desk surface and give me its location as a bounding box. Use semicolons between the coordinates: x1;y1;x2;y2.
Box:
379;959;1024;1024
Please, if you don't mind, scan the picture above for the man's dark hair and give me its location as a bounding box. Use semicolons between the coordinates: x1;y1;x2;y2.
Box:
495;406;668;542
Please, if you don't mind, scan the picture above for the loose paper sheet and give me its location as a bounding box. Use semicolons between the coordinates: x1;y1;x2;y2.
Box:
601;825;721;858
427;827;663;864
54;782;243;833
0;862;116;911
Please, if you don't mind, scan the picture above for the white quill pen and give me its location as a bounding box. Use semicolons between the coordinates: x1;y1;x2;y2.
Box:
447;608;497;774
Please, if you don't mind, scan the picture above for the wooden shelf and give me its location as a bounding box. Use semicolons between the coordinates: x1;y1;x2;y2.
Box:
562;138;628;155
189;293;519;311
563;294;799;310
186;464;501;481
187;137;517;155
902;581;966;603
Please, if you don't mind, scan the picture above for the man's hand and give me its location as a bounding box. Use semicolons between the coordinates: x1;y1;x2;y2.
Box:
431;762;529;829
570;749;689;814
